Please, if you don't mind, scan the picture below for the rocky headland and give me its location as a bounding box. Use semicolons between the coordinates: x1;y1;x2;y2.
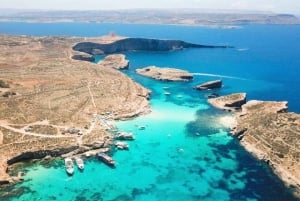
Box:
136;66;194;81
98;54;129;70
195;79;222;90
207;93;300;197
73;37;230;55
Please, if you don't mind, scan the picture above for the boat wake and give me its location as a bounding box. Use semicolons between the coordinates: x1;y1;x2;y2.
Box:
237;48;249;51
193;73;248;80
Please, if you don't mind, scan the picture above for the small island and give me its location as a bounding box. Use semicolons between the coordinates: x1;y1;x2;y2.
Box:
195;79;222;90
207;93;246;111
136;66;194;81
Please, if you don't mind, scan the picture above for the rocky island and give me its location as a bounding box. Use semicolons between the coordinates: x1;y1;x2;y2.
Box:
208;93;247;111
136;66;194;81
195;79;222;90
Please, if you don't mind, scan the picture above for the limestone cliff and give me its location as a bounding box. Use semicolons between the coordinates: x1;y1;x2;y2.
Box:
73;37;230;55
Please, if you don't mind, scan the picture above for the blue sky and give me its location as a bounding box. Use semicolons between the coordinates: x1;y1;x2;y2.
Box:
1;0;300;14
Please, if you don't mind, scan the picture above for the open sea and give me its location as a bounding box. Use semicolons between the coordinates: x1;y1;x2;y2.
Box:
0;22;300;201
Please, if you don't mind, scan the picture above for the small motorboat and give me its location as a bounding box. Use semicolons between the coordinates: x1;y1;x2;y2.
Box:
75;157;84;170
115;132;135;140
115;141;129;150
98;153;115;166
64;158;74;175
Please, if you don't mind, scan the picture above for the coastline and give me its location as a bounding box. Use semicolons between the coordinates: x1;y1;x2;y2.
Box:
208;96;300;197
0;32;299;200
0;35;152;185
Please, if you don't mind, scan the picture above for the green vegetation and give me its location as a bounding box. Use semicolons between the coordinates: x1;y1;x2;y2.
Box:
0;80;9;88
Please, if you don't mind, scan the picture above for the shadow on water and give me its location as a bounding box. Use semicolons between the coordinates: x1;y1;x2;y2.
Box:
185;107;231;137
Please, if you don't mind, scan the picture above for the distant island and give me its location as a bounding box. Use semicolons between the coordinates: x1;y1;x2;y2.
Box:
0;9;299;26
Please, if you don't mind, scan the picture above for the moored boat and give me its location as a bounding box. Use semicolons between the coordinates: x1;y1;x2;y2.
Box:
98;152;115;166
64;158;74;175
115;141;129;150
115;132;135;140
75;157;84;170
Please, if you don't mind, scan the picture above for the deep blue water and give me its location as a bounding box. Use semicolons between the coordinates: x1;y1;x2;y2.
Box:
0;22;300;201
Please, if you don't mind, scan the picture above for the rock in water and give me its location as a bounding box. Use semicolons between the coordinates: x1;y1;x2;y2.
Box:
136;66;193;81
195;80;222;90
208;93;246;111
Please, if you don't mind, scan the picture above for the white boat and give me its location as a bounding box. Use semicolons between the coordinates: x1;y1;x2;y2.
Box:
75;157;84;170
115;141;129;150
64;158;74;175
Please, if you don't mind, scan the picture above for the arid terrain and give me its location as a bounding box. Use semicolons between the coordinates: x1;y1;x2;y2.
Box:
0;34;150;184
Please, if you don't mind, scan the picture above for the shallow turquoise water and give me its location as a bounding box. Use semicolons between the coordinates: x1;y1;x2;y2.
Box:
1;23;300;201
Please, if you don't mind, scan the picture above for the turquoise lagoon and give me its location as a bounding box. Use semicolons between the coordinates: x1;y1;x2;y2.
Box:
0;23;300;201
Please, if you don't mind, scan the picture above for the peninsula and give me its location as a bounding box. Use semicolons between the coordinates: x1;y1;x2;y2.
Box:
208;94;300;197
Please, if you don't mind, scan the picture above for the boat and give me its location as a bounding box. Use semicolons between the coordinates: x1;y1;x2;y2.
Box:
115;141;129;150
98;152;115;166
64;158;74;175
75;157;84;170
115;132;135;140
138;125;146;130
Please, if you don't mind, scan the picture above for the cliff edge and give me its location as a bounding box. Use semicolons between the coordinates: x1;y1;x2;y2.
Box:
72;37;230;55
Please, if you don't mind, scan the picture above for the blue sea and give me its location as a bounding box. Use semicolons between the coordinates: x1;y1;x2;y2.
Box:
0;22;300;201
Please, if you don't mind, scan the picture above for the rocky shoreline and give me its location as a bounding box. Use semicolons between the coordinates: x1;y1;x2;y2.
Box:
207;93;300;197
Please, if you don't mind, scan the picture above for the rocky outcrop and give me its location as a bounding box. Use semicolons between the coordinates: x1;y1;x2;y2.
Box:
231;100;300;197
73;37;230;55
136;66;193;81
208;93;246;111
195;80;222;90
99;54;129;70
72;53;95;62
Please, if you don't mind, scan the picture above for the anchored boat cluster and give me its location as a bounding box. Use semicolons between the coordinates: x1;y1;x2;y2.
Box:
64;131;135;175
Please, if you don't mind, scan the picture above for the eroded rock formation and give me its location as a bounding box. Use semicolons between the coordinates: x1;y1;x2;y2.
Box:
208;93;247;111
195;79;222;90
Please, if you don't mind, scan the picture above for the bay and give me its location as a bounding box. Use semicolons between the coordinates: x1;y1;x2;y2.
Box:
0;22;299;201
